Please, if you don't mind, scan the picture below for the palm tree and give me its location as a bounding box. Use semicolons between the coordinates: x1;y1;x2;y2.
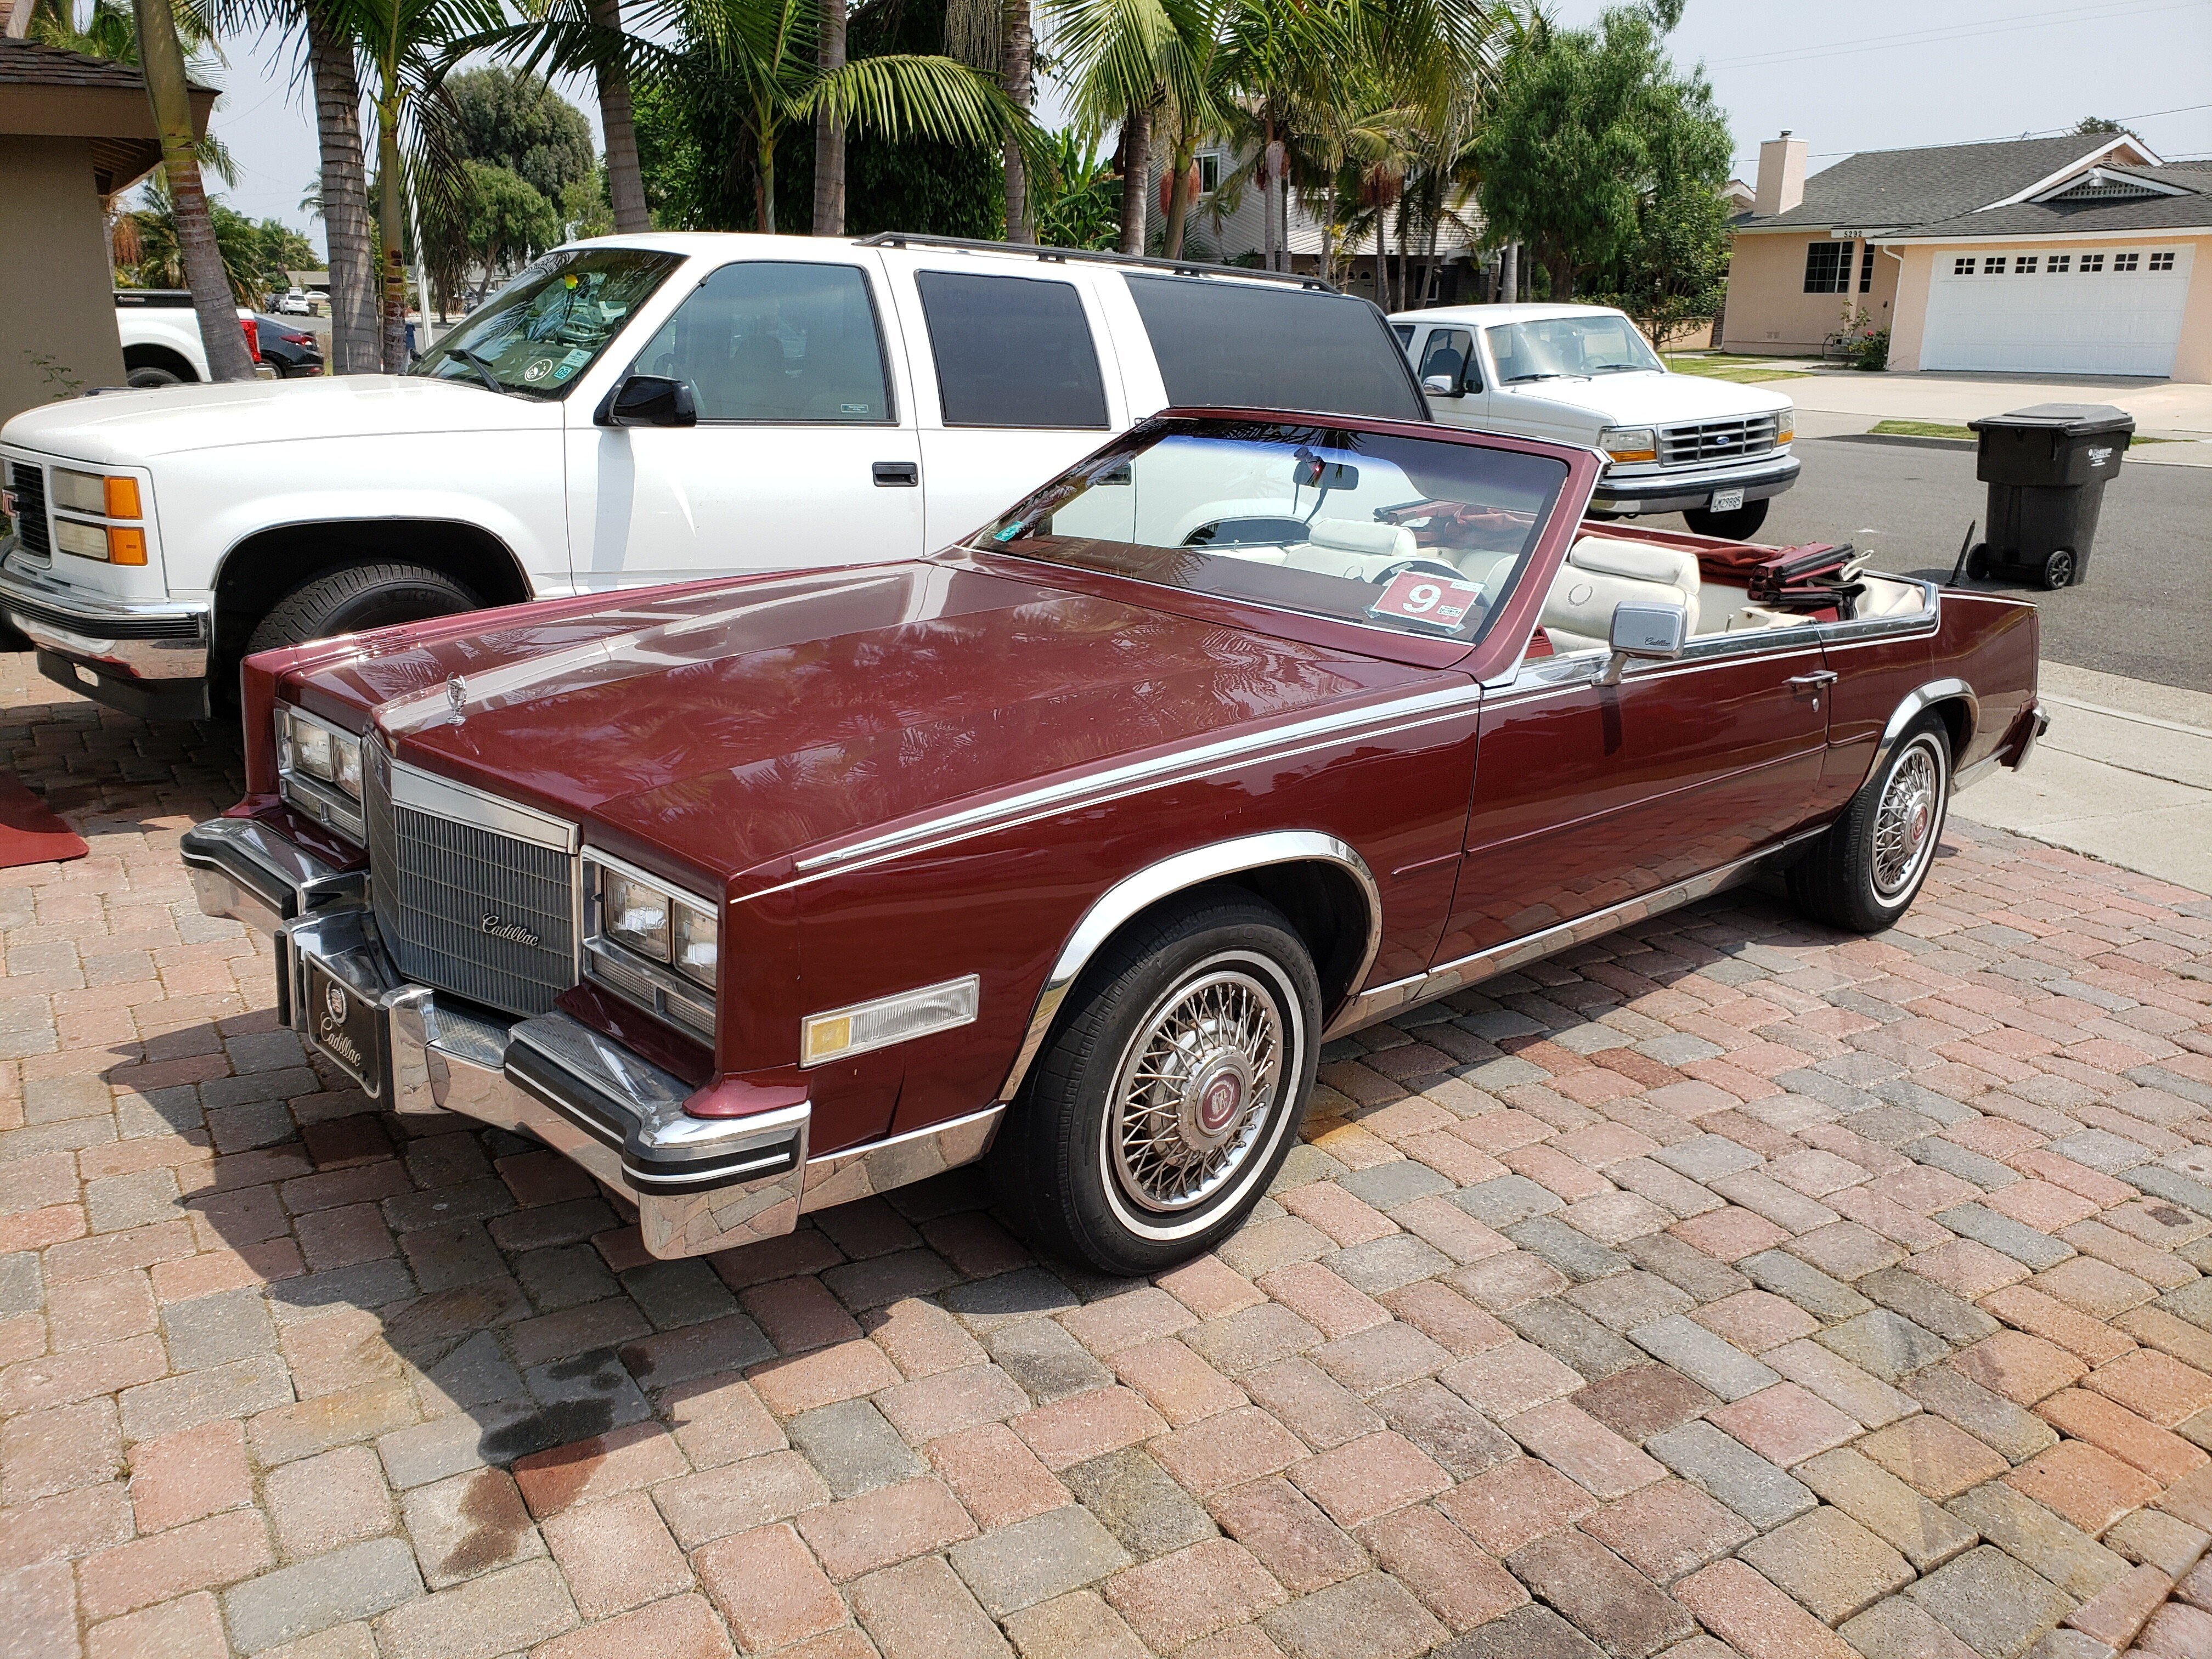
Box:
945;0;1037;241
631;0;1047;236
467;0;651;233
1046;0;1215;256
812;0;845;232
131;0;256;377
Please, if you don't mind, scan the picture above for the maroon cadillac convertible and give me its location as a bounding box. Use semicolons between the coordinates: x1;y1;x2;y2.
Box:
183;411;2045;1274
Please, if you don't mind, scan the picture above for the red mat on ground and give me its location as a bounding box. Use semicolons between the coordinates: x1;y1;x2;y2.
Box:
0;772;88;867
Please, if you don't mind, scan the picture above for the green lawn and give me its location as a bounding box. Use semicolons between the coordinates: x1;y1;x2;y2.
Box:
1663;353;1810;383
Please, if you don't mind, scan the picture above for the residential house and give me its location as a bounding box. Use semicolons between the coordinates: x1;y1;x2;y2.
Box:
1725;129;2211;381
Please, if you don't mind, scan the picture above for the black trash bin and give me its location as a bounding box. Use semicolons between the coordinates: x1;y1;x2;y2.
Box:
1963;403;2133;590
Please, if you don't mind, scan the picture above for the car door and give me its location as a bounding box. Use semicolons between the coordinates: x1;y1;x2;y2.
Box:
882;262;1127;550
563;250;924;590
1413;325;1485;429
1435;631;1834;964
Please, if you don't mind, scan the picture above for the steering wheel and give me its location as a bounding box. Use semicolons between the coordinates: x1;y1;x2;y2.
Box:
1375;558;1469;584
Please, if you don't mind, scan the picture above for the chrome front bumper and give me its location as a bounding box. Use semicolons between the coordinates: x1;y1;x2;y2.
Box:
0;550;210;681
1591;454;1802;515
182;816;1002;1260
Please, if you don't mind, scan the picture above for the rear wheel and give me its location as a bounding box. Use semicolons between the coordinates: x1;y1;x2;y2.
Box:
2040;548;2075;590
1681;499;1769;540
991;890;1321;1276
126;365;185;388
1787;713;1951;933
1963;544;1991;582
245;561;481;655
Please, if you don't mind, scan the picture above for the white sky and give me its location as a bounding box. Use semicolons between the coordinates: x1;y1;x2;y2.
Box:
200;0;2212;258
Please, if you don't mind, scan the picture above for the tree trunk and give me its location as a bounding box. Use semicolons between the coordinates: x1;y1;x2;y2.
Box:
1259;125;1278;271
376;108;409;373
1549;247;1572;303
756;123;777;234
135;0;253;380
590;0;650;234
812;0;846;234
1498;241;1516;303
1374;215;1384;305
1117;100;1148;256
1000;0;1031;241
1161;138;1194;259
307;8;377;374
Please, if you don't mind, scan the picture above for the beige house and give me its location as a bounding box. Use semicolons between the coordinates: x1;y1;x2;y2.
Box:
1725;130;2212;383
0;38;214;424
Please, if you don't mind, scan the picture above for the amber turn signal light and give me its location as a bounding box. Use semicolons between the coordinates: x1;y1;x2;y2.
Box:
104;476;142;519
106;527;147;566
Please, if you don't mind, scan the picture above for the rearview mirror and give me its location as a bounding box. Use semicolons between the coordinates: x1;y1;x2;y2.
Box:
598;375;697;428
1599;599;1687;685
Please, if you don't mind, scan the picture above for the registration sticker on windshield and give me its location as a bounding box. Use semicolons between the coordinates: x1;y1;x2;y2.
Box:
552;347;592;381
1368;571;1482;630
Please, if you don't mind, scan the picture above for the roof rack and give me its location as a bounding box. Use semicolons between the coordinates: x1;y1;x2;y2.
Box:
855;232;1338;293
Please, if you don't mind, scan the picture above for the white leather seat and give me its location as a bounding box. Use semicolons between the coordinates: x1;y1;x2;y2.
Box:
1280;517;1420;580
1541;535;1701;654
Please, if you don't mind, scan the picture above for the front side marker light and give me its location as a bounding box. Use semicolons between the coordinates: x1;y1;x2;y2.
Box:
106;527;146;566
803;975;980;1066
104;477;142;519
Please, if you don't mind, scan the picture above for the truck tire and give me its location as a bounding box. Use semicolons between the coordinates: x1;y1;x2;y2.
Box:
127;365;187;388
1681;499;1769;540
245;562;482;655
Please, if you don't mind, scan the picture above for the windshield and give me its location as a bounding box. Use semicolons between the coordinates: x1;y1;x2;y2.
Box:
1486;313;1662;382
972;416;1568;647
413;247;684;398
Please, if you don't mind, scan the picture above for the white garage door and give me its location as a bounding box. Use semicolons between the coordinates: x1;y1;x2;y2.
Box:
1920;245;2193;376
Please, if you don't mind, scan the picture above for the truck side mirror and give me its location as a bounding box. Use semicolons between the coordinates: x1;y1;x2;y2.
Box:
598;375;697;428
1599;599;1686;685
1422;374;1457;396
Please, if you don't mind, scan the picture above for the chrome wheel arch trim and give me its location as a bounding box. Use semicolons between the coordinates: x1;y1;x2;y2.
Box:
1865;676;1979;789
995;831;1382;1106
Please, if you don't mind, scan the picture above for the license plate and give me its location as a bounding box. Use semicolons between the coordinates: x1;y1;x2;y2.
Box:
1709;488;1745;512
302;956;383;1097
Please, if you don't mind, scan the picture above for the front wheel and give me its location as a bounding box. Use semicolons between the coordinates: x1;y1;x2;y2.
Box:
126;365;185;388
1787;713;1952;933
1682;498;1770;540
1963;544;1991;582
991;891;1322;1275
245;561;482;656
2040;549;2076;591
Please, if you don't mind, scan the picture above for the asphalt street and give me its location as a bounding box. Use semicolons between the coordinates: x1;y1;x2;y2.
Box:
1721;432;2212;692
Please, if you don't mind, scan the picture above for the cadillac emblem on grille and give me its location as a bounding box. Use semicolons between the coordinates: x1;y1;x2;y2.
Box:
482;915;541;946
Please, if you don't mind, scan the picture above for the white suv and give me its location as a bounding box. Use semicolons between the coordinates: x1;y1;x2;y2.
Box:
1393;303;1797;540
3;233;1422;721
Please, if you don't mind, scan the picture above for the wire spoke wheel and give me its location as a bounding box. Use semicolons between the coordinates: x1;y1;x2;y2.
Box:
1109;964;1284;1216
1872;737;1942;899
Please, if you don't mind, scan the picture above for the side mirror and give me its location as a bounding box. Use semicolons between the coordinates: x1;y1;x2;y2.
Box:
598;375;697;428
1422;373;1458;397
1599;599;1687;685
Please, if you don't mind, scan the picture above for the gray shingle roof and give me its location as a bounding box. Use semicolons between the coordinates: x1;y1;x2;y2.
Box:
1898;187;2212;241
0;36;210;93
1734;133;2128;231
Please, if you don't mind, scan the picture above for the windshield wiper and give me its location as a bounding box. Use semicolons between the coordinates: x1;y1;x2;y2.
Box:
1505;372;1571;383
447;346;507;394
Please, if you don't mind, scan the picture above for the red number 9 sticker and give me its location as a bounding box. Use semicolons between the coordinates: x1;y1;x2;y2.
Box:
1369;571;1482;630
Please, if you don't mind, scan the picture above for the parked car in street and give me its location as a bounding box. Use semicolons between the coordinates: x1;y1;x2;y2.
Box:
277;290;314;315
249;315;325;379
181;409;2042;1272
4;235;1423;722
1392;303;1798;539
112;290;276;388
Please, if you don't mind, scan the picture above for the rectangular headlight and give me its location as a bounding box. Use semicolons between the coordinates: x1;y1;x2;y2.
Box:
673;900;717;989
603;870;672;961
50;468;108;516
53;518;109;560
275;705;363;804
1600;427;1658;463
584;853;719;1035
803;975;979;1067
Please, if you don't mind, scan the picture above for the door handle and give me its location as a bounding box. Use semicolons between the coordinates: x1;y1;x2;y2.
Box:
1790;670;1838;707
872;461;918;487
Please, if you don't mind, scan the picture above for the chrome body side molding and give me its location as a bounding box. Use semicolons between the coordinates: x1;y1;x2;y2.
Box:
1323;824;1828;1040
996;832;1383;1107
1867;676;1980;785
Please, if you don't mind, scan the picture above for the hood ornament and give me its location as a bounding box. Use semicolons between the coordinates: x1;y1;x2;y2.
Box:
445;675;466;726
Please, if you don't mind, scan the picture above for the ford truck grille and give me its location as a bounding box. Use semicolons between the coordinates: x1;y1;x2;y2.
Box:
365;755;575;1018
5;461;50;557
1659;416;1780;468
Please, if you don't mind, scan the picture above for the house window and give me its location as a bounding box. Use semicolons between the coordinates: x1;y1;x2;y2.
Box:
2151;251;2175;271
2049;254;2070;273
1858;244;1876;292
2113;252;2140;272
1953;257;1976;276
1985;256;2007;274
1804;241;1850;293
2082;253;2105;272
1198;153;1222;195
2017;256;2038;274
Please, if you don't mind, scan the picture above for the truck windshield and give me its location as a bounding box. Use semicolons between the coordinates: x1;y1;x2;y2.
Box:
1486;314;1662;381
413;248;683;398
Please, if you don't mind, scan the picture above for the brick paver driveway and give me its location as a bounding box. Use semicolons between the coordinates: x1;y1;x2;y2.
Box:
6;650;2212;1659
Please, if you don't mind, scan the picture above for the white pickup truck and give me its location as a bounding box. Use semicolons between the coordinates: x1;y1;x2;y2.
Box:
115;291;275;387
1393;303;1798;540
4;234;1424;720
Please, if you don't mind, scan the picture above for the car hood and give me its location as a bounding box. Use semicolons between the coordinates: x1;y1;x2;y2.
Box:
1493;370;1792;427
1;375;554;464
294;561;1429;884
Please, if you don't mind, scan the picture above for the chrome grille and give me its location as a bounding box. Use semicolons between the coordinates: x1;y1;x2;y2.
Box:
365;751;576;1017
1659;416;1780;468
5;461;50;557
